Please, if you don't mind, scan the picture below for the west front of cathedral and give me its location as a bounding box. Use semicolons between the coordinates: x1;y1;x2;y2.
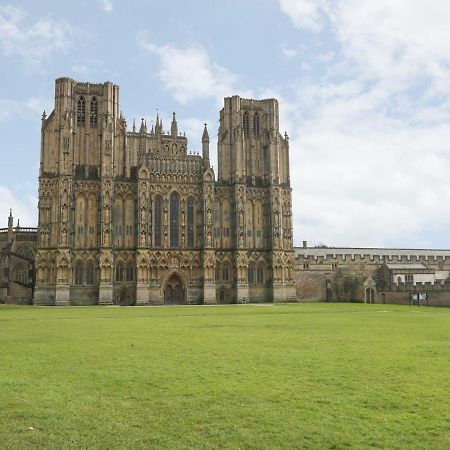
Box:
33;77;296;305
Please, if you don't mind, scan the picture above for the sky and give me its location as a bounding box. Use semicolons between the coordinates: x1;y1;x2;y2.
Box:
1;0;450;249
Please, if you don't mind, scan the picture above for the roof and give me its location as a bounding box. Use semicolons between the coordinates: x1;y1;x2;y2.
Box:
386;263;428;270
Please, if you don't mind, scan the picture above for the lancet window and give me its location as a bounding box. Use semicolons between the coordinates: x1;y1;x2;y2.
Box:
90;97;98;127
187;196;194;247
170;192;180;248
154;196;162;247
77;96;85;124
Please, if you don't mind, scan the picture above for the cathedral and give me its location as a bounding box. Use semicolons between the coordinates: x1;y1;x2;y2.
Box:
33;77;296;305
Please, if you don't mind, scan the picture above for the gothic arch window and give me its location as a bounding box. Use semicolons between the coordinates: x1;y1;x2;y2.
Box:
222;263;230;282
248;263;255;284
187;196;194;247
77;96;86;124
13;264;28;285
90;97;98;127
154;196;162;247
170;192;180;248
253;113;260;136
243;111;249;136
256;264;264;284
86;262;95;285
74;262;84;286
126;263;134;282
115;262;125;282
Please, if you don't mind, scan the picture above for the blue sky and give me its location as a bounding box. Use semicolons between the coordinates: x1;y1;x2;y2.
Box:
1;0;450;248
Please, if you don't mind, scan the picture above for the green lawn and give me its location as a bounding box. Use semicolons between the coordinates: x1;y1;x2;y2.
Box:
1;303;449;449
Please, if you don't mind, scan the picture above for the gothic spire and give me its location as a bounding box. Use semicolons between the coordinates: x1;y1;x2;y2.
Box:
202;123;210;143
171;112;178;137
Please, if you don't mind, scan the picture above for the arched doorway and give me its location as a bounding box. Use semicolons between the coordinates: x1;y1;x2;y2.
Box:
365;288;375;304
164;273;185;305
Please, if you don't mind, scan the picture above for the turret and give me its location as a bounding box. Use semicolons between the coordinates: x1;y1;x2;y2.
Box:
7;209;13;243
171;112;178;137
139;118;147;134
202;123;210;169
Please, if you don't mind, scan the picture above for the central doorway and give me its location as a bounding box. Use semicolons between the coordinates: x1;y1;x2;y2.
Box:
164;273;185;305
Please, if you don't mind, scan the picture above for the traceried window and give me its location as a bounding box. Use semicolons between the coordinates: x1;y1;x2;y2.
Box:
86;263;95;285
187;196;194;247
222;265;229;282
74;263;84;285
154;196;162;247
405;274;414;283
126;264;134;282
170;192;180;248
90;97;98;127
253;113;260;136
77;96;86;124
14;264;28;285
243;111;249;135
247;264;254;284
115;263;124;282
256;266;264;284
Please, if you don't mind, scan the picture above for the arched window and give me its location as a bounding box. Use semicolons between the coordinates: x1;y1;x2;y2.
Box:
256;265;264;284
154;196;162;247
86;262;95;285
187;196;194;247
222;264;229;282
90;97;98;127
115;263;124;282
126;263;134;282
242;111;249;135
248;264;255;284
74;263;84;285
215;263;221;281
14;264;28;285
170;192;180;248
253;113;260;136
77;96;85;124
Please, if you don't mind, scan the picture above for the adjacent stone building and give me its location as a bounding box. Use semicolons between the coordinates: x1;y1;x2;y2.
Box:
0;211;37;304
295;244;450;306
34;77;296;305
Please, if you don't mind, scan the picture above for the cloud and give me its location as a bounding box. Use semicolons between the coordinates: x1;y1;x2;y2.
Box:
279;0;326;31
0;97;50;122
99;0;113;13
0;186;37;227
137;33;243;104
281;47;297;59
0;4;77;65
278;0;450;247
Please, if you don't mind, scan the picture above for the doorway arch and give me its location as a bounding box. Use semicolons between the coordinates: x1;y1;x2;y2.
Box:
365;288;375;304
164;273;185;305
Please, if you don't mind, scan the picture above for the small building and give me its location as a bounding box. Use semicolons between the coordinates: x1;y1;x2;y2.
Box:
0;211;37;304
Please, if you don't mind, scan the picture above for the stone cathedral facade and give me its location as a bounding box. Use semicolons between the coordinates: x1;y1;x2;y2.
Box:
34;77;296;305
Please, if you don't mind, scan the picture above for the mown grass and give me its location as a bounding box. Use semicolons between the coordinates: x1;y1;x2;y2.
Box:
0;302;449;449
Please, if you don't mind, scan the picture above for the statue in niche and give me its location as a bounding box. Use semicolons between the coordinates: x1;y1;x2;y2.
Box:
207;209;212;226
104;205;110;222
163;208;168;226
274;211;279;227
61;228;67;245
239;210;244;227
140;230;146;247
206;231;212;246
104;229;110;246
140;206;146;223
62;204;68;221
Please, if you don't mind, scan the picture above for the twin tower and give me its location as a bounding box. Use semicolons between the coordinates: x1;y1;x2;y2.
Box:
34;77;295;305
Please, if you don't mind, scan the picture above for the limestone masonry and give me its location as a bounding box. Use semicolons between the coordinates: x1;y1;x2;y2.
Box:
1;77;449;306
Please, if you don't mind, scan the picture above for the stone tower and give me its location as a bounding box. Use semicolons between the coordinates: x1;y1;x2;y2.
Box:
214;96;296;303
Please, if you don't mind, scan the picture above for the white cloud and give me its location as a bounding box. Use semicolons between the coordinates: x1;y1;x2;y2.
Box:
0;186;37;227
0;97;50;122
0;4;77;65
137;33;245;104
281;47;297;59
279;0;326;31
278;0;450;247
99;0;113;13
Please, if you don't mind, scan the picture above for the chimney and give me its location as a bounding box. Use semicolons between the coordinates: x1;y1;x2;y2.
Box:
302;240;307;248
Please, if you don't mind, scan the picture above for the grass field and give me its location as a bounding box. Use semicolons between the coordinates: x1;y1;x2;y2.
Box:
1;303;449;449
